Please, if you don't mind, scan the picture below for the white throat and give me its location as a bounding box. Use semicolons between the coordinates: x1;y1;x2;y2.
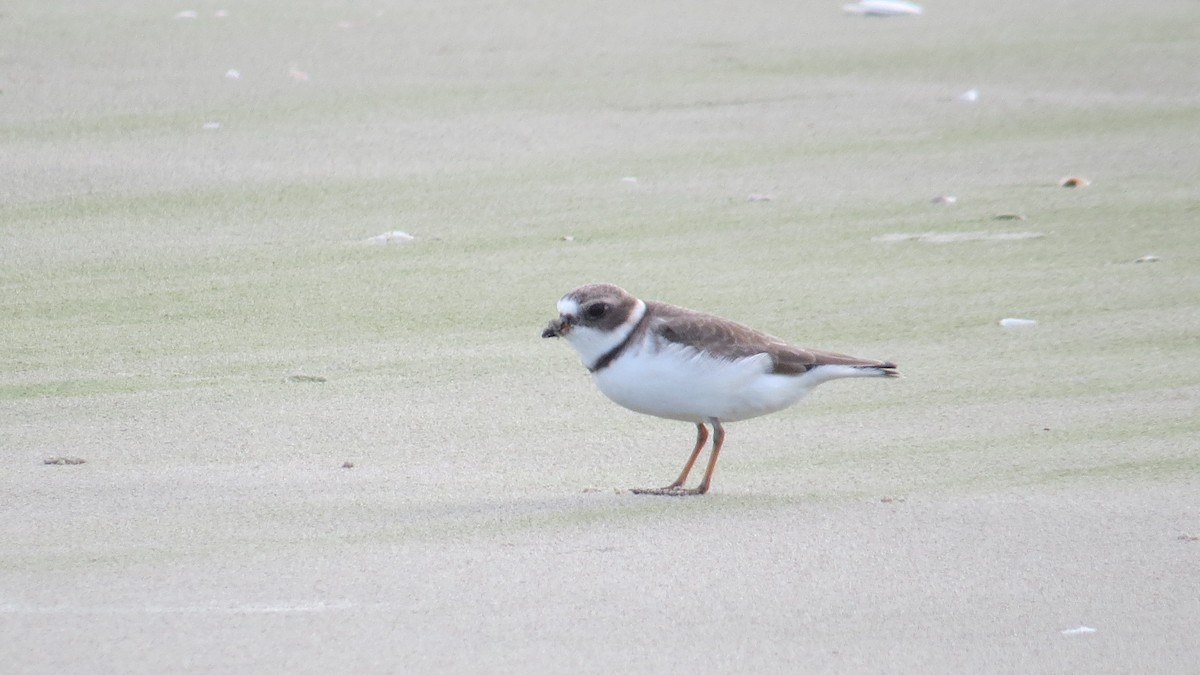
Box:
563;299;647;371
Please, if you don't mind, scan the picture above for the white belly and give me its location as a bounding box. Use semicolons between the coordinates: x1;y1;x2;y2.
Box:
591;341;815;423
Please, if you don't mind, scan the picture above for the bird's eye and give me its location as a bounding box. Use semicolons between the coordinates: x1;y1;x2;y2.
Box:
585;303;607;320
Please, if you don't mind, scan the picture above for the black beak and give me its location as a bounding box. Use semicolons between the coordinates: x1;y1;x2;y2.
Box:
542;317;568;338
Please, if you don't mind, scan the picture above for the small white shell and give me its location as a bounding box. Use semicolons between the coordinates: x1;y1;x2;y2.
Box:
999;318;1038;328
367;231;415;244
844;1;923;16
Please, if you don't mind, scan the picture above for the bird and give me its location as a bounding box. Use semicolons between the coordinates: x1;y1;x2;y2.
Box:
542;283;898;496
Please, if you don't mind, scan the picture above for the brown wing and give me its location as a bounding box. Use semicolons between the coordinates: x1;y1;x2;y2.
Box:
646;301;897;376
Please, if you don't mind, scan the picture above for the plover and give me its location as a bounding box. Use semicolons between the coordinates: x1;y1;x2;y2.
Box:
542;283;898;495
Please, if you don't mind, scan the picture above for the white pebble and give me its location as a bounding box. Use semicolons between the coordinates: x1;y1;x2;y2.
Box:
174;10;198;19
1061;626;1096;635
202;122;222;130
224;69;242;80
958;89;979;102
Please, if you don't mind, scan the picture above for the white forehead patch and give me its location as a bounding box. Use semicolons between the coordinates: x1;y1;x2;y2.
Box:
557;297;581;317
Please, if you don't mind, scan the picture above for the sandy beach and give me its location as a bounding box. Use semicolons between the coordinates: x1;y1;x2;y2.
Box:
2;0;1198;672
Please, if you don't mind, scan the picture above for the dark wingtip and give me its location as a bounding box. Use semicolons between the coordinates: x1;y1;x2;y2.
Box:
541;327;558;339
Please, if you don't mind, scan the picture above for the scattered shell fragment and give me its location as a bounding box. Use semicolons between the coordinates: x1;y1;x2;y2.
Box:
873;231;1043;244
202;121;222;130
1178;533;1199;542
288;65;310;82
747;193;773;202
843;0;923;15
224;69;242;80
1059;176;1090;188
957;89;979;102
287;374;327;383
560;235;575;242
44;456;86;465
620;176;639;184
341;461;355;469
999;318;1038;328
994;213;1026;221
1134;254;1160;263
367;231;415;244
1061;626;1097;636
174;10;198;19
880;496;906;503
931;195;957;204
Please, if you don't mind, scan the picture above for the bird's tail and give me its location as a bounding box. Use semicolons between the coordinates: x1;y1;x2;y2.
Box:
868;362;900;378
809;349;899;378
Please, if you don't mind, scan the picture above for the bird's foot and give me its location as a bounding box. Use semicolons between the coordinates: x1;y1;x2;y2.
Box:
630;485;705;497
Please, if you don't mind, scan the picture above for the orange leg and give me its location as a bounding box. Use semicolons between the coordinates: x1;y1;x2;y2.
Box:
632;420;723;496
665;423;708;488
693;420;724;495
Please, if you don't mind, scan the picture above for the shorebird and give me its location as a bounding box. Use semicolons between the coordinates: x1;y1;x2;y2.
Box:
543;283;898;495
